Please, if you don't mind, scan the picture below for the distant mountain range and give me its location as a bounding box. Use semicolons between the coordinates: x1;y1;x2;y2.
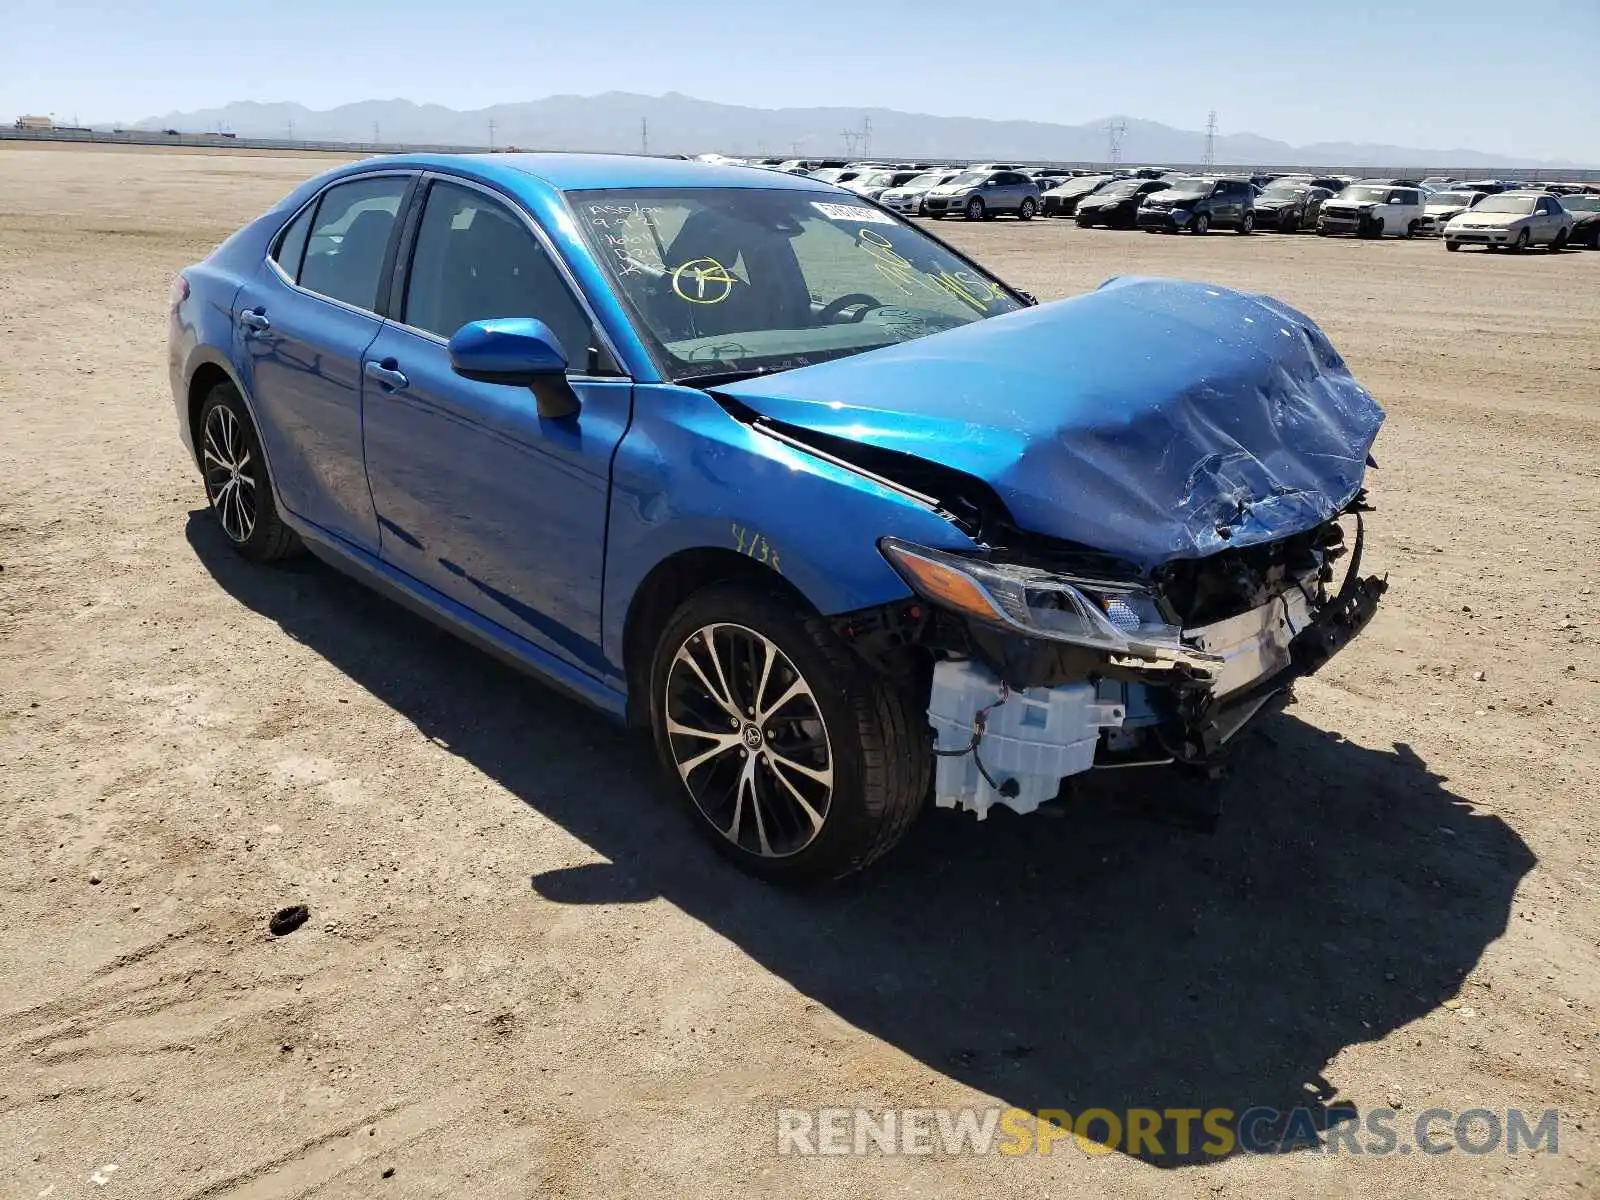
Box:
132;93;1585;170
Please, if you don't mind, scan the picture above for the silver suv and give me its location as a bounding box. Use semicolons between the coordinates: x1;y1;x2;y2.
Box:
923;170;1043;221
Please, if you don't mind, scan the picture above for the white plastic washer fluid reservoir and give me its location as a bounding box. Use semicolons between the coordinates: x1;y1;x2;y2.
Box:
926;659;1125;819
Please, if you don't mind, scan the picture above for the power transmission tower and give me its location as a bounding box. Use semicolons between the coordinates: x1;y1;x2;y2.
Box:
841;129;860;156
372;121;380;145
641;117;649;155
488;119;496;151
1204;110;1218;167
1107;120;1127;166
862;114;872;158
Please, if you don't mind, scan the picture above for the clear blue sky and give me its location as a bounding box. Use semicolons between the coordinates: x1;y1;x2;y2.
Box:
3;0;1597;162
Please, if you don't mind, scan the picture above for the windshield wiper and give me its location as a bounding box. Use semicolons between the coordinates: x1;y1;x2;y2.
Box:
674;366;786;388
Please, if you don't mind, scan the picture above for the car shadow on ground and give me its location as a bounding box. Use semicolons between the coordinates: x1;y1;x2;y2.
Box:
188;514;1535;1167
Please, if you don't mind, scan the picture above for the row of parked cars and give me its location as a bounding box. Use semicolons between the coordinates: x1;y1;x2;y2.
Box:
741;157;1600;251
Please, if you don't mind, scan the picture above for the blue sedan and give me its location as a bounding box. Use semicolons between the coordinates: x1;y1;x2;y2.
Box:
170;153;1387;881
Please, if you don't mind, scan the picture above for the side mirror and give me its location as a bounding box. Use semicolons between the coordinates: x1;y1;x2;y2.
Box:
448;317;581;420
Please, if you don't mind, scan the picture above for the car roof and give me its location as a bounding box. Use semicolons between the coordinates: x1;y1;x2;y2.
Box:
366;152;837;193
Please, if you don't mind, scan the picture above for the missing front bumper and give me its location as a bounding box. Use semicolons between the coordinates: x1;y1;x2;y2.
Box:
924;571;1387;818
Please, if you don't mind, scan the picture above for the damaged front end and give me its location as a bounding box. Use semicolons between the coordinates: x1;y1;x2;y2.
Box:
835;504;1386;819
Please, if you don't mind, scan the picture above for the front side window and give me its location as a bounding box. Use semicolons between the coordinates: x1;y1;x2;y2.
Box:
297;176;410;312
570;187;1024;382
402;180;590;363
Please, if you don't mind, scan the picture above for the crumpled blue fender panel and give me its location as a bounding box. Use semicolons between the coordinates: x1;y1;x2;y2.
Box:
714;277;1385;569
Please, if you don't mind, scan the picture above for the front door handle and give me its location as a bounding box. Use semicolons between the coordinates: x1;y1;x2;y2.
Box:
364;359;409;390
239;308;270;332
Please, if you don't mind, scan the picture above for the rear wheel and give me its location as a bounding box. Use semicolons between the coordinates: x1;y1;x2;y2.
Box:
649;584;928;882
1237;211;1255;235
197;383;301;561
1017;197;1037;221
965;196;986;221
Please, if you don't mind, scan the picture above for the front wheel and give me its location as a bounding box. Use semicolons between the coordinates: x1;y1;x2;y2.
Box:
965;196;986;221
649;584;928;882
1017;197;1037;221
197;383;302;561
1445;240;1461;252
1510;228;1530;252
1549;228;1569;251
1280;211;1299;234
1191;213;1210;235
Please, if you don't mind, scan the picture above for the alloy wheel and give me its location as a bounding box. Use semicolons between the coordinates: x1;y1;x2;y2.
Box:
664;622;834;858
202;404;257;544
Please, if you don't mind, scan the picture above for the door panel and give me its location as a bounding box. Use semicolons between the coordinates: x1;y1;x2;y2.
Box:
236;275;384;550
234;173;413;553
361;178;630;675
362;326;628;672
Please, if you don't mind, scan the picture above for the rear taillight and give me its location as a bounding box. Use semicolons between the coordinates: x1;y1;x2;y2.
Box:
169;273;190;309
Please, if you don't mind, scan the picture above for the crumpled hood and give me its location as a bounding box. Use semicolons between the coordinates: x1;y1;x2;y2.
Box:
713;277;1384;569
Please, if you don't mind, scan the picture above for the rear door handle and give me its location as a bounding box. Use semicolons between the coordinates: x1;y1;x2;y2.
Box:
239;309;270;332
364;359;409;390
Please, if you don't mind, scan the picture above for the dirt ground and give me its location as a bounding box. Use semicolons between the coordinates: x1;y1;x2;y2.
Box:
1;144;1596;1199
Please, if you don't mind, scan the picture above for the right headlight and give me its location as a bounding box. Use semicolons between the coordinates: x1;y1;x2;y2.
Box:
880;538;1214;668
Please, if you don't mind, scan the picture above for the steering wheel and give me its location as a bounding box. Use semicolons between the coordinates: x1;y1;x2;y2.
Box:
818;293;885;324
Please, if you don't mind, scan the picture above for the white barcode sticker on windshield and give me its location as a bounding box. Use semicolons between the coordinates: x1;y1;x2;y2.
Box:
811;202;898;226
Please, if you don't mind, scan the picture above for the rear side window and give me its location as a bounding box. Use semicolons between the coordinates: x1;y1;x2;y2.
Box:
297;176;410;313
401;180;591;363
271;204;314;280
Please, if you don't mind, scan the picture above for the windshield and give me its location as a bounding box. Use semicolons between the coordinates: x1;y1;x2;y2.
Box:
570;188;1025;382
944;171;990;188
1052;175;1109;195
1428;191;1477;206
1260;181;1307;199
903;172;947;189
856;171;896;188
1163;177;1212;194
810;168;849;183
1338;185;1390;202
1472;195;1537;214
1094;180;1142;199
1563;196;1600;212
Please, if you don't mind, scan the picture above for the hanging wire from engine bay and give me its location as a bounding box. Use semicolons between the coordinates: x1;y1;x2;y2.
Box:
932;680;1019;797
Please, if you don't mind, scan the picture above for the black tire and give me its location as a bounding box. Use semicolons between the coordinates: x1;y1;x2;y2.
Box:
196;383;302;561
1280;210;1299;234
965;196;986;221
1511;228;1530;253
1191;213;1210;235
648;583;928;882
1237;211;1255;235
1018;197;1037;221
1406;219;1420;239
1358;215;1382;239
1445;240;1461;252
1076;213;1093;228
1549;228;1568;251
